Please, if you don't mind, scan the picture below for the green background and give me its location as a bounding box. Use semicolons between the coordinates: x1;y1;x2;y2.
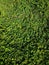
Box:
0;0;49;65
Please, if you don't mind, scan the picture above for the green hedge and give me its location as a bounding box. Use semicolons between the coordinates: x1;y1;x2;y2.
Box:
0;0;49;65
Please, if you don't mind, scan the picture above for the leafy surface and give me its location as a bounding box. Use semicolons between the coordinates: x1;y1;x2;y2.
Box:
0;0;49;65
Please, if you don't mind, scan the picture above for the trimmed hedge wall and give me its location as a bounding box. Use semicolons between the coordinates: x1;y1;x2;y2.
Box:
0;0;49;65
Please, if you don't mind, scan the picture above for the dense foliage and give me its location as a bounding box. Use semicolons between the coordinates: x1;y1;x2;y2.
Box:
0;0;49;65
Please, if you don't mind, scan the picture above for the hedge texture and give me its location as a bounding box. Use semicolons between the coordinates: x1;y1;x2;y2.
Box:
0;0;49;65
